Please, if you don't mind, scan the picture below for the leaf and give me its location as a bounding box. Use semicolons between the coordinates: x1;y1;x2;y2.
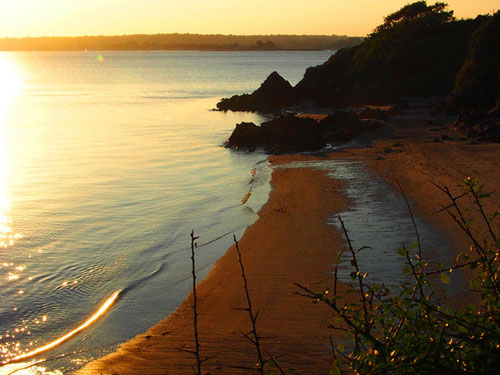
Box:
398;247;407;256
440;273;450;284
350;271;358;281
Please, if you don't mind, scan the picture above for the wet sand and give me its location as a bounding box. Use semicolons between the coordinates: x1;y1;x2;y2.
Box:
274;106;500;253
80;105;499;374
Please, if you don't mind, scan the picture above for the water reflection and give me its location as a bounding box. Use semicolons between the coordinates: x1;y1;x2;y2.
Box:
0;53;23;249
8;291;120;364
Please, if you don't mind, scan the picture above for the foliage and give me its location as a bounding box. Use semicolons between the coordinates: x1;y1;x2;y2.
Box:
373;1;454;34
298;178;500;374
446;11;500;112
295;1;485;105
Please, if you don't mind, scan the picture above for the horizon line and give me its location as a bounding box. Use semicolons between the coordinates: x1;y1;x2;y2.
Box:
0;32;364;39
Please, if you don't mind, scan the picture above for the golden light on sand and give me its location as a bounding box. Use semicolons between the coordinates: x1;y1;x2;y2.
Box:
5;291;120;364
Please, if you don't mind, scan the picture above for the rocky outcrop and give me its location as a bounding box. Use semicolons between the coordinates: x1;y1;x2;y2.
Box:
453;106;500;142
319;111;382;141
225;114;324;153
225;111;384;153
217;72;296;112
226;122;264;148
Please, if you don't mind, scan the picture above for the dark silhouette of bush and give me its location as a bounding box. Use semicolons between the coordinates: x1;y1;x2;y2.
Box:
372;1;454;34
298;178;500;374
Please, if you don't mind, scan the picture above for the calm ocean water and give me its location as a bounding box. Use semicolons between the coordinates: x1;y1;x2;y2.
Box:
0;50;333;373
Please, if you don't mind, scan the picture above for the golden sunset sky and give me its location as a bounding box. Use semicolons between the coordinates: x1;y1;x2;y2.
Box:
0;0;497;37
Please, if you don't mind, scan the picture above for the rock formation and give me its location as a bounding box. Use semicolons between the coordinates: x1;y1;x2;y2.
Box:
225;111;383;153
225;114;324;153
453;106;500;142
217;71;296;112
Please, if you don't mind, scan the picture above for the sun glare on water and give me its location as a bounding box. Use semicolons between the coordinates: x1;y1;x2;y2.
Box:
0;54;23;249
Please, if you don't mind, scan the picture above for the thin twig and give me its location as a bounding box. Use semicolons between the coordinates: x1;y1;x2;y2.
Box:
338;216;370;330
397;179;422;259
264;349;286;375
190;230;203;375
233;234;265;374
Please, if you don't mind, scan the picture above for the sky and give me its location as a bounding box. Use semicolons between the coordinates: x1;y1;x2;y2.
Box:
0;0;498;38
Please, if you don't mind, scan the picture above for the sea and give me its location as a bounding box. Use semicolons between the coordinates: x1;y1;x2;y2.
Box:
0;50;333;374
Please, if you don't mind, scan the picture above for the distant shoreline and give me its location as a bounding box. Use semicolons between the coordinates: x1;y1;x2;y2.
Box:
0;48;333;52
0;33;363;52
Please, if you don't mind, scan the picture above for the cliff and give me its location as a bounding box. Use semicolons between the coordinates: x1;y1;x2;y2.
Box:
218;3;497;112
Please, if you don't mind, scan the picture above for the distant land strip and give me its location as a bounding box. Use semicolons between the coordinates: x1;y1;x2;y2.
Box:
0;33;364;51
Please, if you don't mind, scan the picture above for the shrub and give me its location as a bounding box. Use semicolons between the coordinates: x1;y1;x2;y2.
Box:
298;178;499;374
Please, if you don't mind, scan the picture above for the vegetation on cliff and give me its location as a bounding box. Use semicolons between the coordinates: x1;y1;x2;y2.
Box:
446;11;500;112
219;1;498;111
295;1;489;106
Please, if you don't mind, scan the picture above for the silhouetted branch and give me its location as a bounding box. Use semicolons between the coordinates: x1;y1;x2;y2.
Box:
190;230;203;375
337;216;370;329
233;234;265;374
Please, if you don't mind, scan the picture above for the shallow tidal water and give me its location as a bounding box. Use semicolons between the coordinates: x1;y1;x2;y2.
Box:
282;159;465;293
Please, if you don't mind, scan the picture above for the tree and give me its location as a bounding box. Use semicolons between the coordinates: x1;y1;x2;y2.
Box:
373;1;455;34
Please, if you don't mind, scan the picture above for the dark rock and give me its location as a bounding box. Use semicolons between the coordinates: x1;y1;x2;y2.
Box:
226;122;264;148
225;111;385;153
225;114;324;153
358;108;389;121
260;115;324;153
217;71;296;112
319;111;382;141
452;108;500;142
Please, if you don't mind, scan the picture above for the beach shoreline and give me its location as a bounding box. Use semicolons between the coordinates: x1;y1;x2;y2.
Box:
78;166;352;374
78;106;500;374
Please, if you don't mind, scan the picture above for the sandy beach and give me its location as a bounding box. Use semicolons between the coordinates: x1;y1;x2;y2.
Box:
79;106;499;374
79;167;351;374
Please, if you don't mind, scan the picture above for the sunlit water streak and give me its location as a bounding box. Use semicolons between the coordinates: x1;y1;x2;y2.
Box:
0;51;332;373
0;54;23;250
8;291;120;364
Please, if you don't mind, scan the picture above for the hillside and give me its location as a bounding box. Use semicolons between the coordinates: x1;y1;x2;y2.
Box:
218;2;499;111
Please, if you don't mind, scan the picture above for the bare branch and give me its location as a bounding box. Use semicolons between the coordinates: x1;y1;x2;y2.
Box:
190;230;203;375
233;234;265;374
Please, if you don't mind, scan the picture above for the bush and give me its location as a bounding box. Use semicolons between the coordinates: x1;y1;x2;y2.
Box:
298;178;499;374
